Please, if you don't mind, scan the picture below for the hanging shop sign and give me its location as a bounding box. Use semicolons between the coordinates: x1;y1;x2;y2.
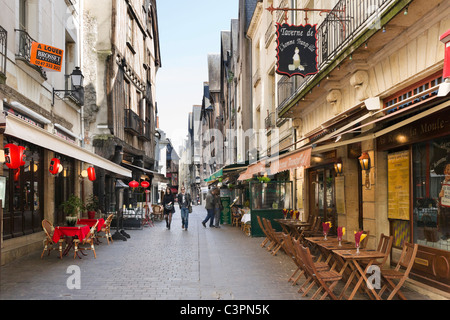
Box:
29;42;64;72
276;24;318;77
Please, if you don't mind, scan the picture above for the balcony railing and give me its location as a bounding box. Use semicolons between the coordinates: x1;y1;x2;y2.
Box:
277;0;395;113
124;108;141;135
0;26;7;80
15;29;47;80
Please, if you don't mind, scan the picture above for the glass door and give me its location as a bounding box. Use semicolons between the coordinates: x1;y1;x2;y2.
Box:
309;166;337;234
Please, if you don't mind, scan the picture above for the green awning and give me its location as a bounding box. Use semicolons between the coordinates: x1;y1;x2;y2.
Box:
204;168;223;182
203;163;248;183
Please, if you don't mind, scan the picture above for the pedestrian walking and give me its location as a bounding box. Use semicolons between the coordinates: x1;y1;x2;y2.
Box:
162;186;175;230
214;189;223;228
177;186;191;230
202;187;216;228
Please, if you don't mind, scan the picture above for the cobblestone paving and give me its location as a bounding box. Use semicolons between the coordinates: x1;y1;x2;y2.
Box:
0;205;430;301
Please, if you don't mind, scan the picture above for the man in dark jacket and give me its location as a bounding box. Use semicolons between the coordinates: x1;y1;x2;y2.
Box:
177;187;191;230
202;187;217;228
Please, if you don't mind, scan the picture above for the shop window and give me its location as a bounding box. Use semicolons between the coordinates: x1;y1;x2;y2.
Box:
2;137;43;240
413;136;450;252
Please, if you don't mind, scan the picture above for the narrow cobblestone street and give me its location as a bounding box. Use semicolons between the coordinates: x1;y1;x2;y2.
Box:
0;205;433;301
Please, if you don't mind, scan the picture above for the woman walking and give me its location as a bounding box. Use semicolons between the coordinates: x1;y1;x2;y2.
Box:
163;187;175;229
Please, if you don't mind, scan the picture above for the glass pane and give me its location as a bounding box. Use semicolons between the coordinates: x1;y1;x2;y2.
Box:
413;137;450;252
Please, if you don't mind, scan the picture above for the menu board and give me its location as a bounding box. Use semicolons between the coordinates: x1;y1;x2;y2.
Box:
388;151;410;220
220;197;231;224
335;176;346;214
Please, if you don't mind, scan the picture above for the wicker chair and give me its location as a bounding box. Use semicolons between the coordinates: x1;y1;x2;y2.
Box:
98;214;114;245
151;204;164;221
41;219;66;259
73;221;99;259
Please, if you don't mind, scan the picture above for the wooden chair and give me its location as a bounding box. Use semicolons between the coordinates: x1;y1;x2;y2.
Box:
297;244;343;300
284;235;329;287
256;215;270;248
360;233;393;267
301;216;322;238
41;219;66;259
98;214;114;245
73;221;99;259
262;218;285;256
379;242;419;300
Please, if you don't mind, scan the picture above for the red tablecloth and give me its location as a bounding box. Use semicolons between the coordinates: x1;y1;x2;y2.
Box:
77;218;105;232
52;226;90;243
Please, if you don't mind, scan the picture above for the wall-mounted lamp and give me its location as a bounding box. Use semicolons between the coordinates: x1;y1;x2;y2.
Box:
334;159;343;176
359;152;371;189
52;67;85;106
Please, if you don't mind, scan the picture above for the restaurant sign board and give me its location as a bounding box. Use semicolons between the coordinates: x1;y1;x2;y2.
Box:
276;23;318;77
29;42;64;72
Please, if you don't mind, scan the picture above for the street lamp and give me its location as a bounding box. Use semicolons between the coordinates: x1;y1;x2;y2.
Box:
334;159;343;176
52;67;85;106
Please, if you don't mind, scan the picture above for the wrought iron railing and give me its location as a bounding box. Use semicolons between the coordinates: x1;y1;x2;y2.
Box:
277;0;395;112
15;29;47;79
138;119;151;141
0;26;7;78
265;111;276;130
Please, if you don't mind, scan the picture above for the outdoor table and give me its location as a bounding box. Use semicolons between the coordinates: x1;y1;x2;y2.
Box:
52;226;90;258
332;249;386;300
274;219;311;238
304;236;354;265
77;218;105;232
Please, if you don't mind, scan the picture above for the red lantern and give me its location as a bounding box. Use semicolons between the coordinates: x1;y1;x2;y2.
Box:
49;158;61;175
4;144;26;169
141;181;150;188
87;166;96;181
128;180;139;188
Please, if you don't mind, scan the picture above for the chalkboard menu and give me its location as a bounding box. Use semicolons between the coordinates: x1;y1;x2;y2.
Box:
276;23;318;77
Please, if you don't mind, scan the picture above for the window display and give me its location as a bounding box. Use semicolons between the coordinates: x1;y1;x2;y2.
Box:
249;181;292;210
413;136;450;251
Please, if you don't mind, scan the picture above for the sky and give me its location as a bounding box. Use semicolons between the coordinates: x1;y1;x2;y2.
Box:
155;1;239;153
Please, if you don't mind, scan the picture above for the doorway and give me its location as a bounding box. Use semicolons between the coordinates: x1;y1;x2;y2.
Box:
309;165;337;234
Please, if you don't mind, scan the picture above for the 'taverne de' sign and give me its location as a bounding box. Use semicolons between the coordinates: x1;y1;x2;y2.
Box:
276;24;318;77
29;42;64;72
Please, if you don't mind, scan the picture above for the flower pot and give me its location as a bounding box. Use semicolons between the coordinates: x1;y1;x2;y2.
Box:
88;211;96;219
66;216;77;226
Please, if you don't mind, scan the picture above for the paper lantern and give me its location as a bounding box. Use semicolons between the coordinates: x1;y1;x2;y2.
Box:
141;181;150;188
49;158;61;175
128;180;139;188
87;166;96;181
4;144;26;169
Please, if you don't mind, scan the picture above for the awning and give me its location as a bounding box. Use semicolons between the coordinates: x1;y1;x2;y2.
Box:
121;161;159;175
269;147;311;175
4;114;132;177
238;161;266;181
204;163;248;182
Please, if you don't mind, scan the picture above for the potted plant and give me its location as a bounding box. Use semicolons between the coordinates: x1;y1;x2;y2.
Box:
85;194;99;219
61;194;85;226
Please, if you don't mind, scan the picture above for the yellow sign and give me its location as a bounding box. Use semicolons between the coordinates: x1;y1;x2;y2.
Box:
388;150;410;220
29;42;64;72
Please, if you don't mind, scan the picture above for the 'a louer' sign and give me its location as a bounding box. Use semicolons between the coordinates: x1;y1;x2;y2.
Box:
30;42;64;72
276;24;318;77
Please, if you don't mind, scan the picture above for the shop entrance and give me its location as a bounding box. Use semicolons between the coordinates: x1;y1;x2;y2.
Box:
309;166;337;234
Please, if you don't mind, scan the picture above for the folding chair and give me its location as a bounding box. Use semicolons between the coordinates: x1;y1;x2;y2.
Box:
262;218;285;256
360;233;393;268
284;235;329;286
256;215;270;248
41;219;66;259
379;242;418;300
297;244;343;300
